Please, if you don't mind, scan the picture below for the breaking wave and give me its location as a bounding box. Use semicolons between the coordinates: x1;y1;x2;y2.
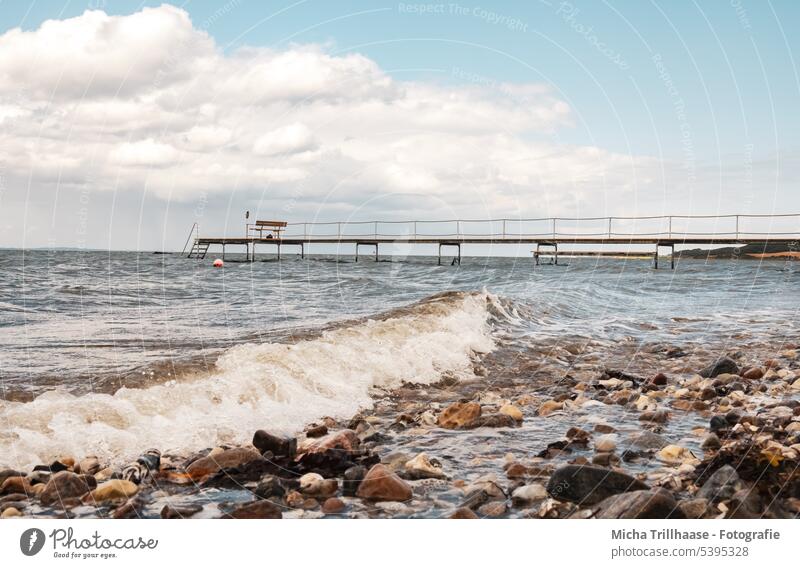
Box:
0;291;496;470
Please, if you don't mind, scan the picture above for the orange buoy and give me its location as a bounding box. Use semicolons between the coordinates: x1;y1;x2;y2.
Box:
213;258;224;268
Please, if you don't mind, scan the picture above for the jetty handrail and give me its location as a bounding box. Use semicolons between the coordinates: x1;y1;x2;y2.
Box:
180;222;199;255
276;213;800;241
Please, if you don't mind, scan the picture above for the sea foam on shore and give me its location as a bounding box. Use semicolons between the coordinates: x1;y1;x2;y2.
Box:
0;292;495;471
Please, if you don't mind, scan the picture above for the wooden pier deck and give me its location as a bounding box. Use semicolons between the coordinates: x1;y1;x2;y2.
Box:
182;214;800;269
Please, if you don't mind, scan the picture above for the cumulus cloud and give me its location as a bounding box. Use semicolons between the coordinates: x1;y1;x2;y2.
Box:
0;3;663;244
253;123;318;156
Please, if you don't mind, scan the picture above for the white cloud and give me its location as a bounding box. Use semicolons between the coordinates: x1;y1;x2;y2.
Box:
0;3;664;231
253;123;318;156
110;139;179;167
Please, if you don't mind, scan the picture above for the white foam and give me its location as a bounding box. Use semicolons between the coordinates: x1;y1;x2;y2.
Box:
0;292;495;470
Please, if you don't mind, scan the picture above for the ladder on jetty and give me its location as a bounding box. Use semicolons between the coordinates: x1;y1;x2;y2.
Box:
183;213;800;269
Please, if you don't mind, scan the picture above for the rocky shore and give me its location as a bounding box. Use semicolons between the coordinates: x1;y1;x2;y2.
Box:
2;343;800;519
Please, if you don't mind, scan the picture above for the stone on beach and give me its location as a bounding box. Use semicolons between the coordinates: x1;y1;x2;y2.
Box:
322;497;345;514
638;409;669;423
76;457;101;476
299;429;360;454
463;413;518;429
253;430;297;457
678;498;710;519
511;483;547;503
1;507;22;518
656;445;700;466
83;480;138;503
185;447;263;481
342;465;367;497
1;476;33;496
743;367;764;380
39;471;92;506
537;400;563;416
404;453;446;480
449;506;479;519
594;435;617;453
499;404;523;422
225;500;282;519
696;465;744;503
699;357;740;378
160;504;204;519
356;464;412;502
593;489;683;519
546;464;647;505
437;402;481;429
701;433;721;450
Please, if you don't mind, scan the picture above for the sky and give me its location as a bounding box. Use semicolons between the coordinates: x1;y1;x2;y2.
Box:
0;0;798;250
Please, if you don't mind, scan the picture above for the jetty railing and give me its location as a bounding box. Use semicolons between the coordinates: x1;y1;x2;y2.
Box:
277;214;800;241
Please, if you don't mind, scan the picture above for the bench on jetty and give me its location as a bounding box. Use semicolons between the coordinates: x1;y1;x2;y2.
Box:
248;220;287;239
182;213;800;268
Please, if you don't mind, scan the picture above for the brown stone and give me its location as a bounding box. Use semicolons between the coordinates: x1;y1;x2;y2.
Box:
160;504;203;519
226;500;282;519
639;409;669;423
185;447;263;480
477;501;507;517
0;476;33;496
437;402;481;429
743;367;764;380
305;424;328;438
650;373;668;386
356;464;412;502
39;471;91;506
82;480;138;504
449;506;479;519
537;400;563;416
321;497;345;514
594;489;683;519
299;429;360;454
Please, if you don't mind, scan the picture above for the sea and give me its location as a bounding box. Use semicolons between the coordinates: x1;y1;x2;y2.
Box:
1;249;798;471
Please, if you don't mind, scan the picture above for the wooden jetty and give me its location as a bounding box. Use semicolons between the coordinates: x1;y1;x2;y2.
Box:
181;214;800;269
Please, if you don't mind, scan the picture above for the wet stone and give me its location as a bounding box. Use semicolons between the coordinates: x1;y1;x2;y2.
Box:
225;500;282;519
546;464;648;506
699;357;740;378
593;489;683;519
696;465;744;503
253;430;297;458
160;504;204;519
449;507;479;519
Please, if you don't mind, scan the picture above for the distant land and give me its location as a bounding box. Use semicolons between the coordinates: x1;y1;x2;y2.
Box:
677;242;800;260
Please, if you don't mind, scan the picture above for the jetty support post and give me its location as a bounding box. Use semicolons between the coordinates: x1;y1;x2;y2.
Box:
356;242;379;262
438;242;461;266
277;242;281;261
534;242;558;266
653;243;675;270
222;243;225;261
301;242;304;259
252;241;256;262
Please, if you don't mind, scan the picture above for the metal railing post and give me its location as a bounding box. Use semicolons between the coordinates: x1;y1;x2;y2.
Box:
502;219;506;239
456;220;461;239
552;218;556;239
668;216;672;239
607;217;612;239
374;221;378;239
413;221;417;239
338;222;342;240
735;215;739;240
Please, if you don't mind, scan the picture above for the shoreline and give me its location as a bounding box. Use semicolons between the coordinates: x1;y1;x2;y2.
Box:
2;340;799;519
